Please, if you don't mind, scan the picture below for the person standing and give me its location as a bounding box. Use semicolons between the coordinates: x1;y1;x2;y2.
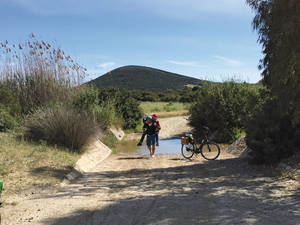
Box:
152;114;161;146
143;116;159;157
137;115;152;146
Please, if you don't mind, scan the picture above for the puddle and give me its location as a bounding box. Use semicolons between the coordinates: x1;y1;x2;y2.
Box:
118;138;182;156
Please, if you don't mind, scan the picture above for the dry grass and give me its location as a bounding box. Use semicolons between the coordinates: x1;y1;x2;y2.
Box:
152;110;189;118
25;104;99;151
140;102;190;113
140;102;190;118
0;132;80;196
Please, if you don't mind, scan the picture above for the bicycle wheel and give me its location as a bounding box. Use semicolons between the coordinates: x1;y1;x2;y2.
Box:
181;144;195;159
200;141;220;160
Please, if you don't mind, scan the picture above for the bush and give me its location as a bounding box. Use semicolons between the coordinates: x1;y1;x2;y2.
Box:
0;83;21;131
189;82;260;143
0;83;22;116
116;94;143;129
93;103;120;129
245;91;300;164
73;85;99;112
97;88;143;130
0;106;18;131
25;104;99;151
74;86;121;129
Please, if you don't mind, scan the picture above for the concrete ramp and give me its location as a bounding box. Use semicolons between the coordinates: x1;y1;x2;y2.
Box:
63;138;112;184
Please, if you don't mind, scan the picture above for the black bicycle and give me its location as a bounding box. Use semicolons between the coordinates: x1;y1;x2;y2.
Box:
181;126;220;160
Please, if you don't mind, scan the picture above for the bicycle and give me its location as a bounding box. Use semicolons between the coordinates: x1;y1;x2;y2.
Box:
181;126;220;160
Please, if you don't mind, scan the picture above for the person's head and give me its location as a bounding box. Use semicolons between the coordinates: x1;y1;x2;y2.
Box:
152;113;158;121
146;116;152;124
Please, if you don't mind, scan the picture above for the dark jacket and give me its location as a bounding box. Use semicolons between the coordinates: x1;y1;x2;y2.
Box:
143;123;157;136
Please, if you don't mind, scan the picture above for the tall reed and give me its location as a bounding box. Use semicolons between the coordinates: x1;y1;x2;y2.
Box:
0;33;87;113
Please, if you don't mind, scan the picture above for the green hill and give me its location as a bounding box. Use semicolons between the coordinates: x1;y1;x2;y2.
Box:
88;65;206;92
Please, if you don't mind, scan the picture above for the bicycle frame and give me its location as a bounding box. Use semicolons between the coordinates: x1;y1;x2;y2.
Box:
192;138;208;153
192;128;209;153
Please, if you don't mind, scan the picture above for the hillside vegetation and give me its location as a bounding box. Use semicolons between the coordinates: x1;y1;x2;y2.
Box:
89;65;206;92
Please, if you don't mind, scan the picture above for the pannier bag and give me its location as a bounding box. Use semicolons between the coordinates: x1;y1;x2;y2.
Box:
181;137;189;145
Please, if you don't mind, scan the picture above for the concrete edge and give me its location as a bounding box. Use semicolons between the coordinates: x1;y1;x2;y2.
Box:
109;126;125;141
61;138;112;186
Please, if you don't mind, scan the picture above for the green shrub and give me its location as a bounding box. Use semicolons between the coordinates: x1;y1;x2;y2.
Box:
245;91;299;164
93;103;120;129
0;83;21;131
189;82;259;143
97;88;143;130
117;95;143;129
0;83;22;116
74;86;121;129
73;85;99;112
25;104;99;151
0;106;18;131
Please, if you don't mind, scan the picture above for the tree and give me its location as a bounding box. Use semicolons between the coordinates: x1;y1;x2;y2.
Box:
245;0;300;163
247;0;300;118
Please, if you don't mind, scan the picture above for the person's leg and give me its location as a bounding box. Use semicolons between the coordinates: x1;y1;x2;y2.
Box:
147;145;152;156
150;135;156;156
151;144;156;156
146;135;152;156
155;132;159;146
137;132;146;146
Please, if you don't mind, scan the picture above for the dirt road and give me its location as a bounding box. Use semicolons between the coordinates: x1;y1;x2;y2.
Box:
2;152;299;225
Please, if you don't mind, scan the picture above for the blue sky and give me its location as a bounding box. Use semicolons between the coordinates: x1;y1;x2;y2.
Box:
0;0;262;83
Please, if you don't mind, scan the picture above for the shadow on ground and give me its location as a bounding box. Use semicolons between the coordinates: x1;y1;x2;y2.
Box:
42;157;300;225
31;166;73;180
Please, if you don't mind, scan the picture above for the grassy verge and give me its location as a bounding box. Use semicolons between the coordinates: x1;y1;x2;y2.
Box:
151;110;189;118
140;102;190;115
0;132;80;196
113;139;140;154
101;131;120;154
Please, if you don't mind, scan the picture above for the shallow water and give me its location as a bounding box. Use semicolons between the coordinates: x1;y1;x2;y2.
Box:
135;138;182;156
117;138;182;155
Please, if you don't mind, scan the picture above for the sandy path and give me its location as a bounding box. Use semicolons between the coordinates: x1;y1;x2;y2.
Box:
2;152;299;225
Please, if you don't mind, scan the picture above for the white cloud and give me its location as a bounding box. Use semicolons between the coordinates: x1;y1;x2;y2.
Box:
97;62;115;69
9;0;252;17
167;60;204;67
215;55;243;66
87;61;116;77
